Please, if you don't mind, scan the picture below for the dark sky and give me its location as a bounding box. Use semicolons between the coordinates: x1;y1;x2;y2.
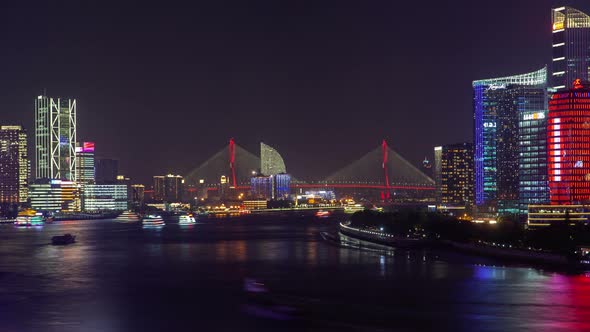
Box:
1;0;589;185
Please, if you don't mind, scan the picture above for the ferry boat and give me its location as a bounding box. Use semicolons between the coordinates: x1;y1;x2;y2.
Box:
344;203;364;214
142;214;165;227
14;209;44;227
52;233;76;245
315;210;330;218
117;211;140;223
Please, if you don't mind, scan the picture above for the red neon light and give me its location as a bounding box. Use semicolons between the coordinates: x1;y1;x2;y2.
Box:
229;138;237;188
573;78;584;89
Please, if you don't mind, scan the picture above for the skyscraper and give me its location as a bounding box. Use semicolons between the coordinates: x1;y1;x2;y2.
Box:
473;67;547;215
551;7;590;91
35;96;77;181
153;175;184;202
75;142;95;184
433;143;474;208
548;79;590;204
260;142;286;176
95;158;119;184
0;126;29;203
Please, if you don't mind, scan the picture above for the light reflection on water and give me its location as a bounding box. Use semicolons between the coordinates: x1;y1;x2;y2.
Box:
0;216;589;331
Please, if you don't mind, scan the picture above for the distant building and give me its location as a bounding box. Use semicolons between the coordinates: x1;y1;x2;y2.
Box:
35;96;76;181
153;175;184;202
433;146;442;204
82;184;128;211
75;142;95;184
95;158;119;184
251;175;273;199
473;67;547;215
433;143;474;208
243;200;267;210
131;184;145;207
548;79;590;204
551;7;590;91
260;142;286;176
0;125;29;204
273;173;291;199
29;179;80;212
528;204;590;227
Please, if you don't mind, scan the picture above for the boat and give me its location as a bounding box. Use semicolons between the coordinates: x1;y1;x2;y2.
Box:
315;210;330;218
117;210;140;223
178;213;196;225
14;209;44;227
52;233;76;245
142;214;165;227
344;203;364;214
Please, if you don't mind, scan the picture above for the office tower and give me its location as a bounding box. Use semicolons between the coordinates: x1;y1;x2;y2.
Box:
153;175;183;202
35;96;76;181
153;176;165;201
95;158;119;184
0;126;29;203
473;67;547;215
548;79;590;204
260;142;286;176
433;144;474;208
272;173;291;199
251;175;273;200
551;6;590;91
75;142;95;184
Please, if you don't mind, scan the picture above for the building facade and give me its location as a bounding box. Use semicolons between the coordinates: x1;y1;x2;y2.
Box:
153;175;183;202
548;79;590;204
95;158;119;184
273;173;291;199
35;96;76;181
75;142;95;184
551;6;590;91
251;175;273;199
82;184;128;211
0;126;29;203
131;184;145;207
29;179;80;212
260;142;286;176
473;67;548;215
433;143;474;208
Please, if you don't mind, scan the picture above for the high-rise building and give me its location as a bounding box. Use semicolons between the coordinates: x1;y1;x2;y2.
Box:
251;175;273;199
35;96;76;181
473;67;547;215
433;143;474;208
75;142;95;184
0;126;29;204
131;184;145;207
95;158;118;184
260;142;286;176
153;175;184;202
273;173;291;199
548;79;590;204
551;7;590;91
29;179;80;212
433;146;442;203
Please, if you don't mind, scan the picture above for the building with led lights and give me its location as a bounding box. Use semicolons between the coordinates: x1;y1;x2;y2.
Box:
433;143;474;209
273;173;291;199
75;142;95;184
131;184;145;207
35;96;76;181
0;126;29;204
473;67;548;215
251;175;273;199
82;184;128;211
29;179;80;212
260;142;286;176
548;79;590;205
551;6;590;91
153;175;184;202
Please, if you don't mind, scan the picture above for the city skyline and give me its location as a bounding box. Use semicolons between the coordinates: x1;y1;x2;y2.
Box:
1;1;590;185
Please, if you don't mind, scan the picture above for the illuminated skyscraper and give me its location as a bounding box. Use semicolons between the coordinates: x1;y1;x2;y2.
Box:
75;142;95;184
434;143;474;208
153;175;183;202
473;67;547;214
35;96;76;181
260;142;286;176
548;79;590;204
131;184;145;207
551;7;590;91
0;126;29;203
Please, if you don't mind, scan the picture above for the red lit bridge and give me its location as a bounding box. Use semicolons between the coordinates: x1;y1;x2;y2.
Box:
184;139;434;200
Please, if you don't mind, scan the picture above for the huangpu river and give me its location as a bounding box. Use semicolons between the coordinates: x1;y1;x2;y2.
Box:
0;212;589;331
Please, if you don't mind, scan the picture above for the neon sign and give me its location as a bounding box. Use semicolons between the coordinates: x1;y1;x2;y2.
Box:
483;122;496;128
486;84;506;91
523;112;545;120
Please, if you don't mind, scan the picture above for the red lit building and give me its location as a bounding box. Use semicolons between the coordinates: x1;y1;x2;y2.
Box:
548;79;590;204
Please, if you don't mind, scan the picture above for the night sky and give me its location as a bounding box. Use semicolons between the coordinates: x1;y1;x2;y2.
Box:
1;0;589;185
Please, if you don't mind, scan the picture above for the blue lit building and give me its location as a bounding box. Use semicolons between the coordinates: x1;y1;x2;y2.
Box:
273;173;291;199
473;67;548;215
251;175;273;199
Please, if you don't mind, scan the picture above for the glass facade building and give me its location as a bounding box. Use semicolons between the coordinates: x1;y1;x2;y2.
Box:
0;126;29;204
35;96;77;181
75;142;95;184
82;184;128;211
29;179;80;212
473;67;547;215
260;142;286;176
548;80;590;204
273;173;291;199
251;175;273;199
551;6;590;91
153;175;184;202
